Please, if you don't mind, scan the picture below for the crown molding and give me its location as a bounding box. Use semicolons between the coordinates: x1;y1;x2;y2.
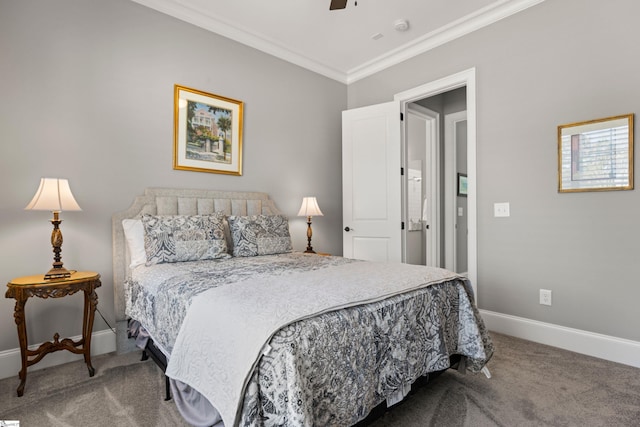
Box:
131;0;545;85
131;0;349;82
346;0;545;84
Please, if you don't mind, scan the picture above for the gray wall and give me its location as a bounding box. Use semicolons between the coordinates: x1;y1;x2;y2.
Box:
349;0;640;342
0;0;346;353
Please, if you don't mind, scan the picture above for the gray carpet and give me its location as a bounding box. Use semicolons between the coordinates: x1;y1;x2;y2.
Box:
1;332;639;426
0;351;188;427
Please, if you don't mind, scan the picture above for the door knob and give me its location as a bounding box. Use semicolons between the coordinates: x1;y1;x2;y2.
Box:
344;227;352;232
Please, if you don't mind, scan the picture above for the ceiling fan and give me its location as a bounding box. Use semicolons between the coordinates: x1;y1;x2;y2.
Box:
330;0;356;10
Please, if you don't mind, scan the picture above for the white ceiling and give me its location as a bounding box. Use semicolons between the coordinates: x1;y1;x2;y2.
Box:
131;0;543;84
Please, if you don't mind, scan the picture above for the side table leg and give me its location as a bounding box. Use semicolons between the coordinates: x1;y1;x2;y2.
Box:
83;287;98;377
13;298;28;397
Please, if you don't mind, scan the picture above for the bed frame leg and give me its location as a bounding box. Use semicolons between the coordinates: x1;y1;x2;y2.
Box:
165;376;171;401
139;345;172;401
481;366;492;378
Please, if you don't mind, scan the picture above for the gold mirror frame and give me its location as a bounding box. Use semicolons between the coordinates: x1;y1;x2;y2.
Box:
558;114;634;193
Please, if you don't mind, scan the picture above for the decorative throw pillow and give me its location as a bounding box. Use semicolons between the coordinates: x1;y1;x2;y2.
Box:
141;214;229;265
227;214;292;257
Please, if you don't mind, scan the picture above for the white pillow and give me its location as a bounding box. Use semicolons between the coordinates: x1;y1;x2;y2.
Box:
122;219;146;269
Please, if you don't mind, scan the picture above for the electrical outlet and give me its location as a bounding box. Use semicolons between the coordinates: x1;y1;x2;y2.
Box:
539;289;552;306
494;202;510;217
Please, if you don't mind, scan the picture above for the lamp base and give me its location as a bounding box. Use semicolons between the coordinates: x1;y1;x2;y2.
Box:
44;267;72;280
304;218;316;255
45;212;72;280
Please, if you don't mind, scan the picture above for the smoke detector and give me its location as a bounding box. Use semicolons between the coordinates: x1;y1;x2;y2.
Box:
394;19;410;32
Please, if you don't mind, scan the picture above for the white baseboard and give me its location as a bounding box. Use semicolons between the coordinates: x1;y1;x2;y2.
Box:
0;329;117;380
480;309;640;369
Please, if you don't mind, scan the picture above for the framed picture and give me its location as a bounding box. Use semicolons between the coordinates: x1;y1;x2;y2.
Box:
174;84;244;175
457;173;468;197
558;114;634;193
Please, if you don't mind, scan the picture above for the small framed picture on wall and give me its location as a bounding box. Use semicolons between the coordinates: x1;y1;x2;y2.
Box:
457;173;468;197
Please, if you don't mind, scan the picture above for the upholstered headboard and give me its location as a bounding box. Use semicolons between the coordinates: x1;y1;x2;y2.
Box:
112;187;282;336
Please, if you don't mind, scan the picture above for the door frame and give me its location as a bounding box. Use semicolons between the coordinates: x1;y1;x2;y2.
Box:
444;110;467;273
394;68;478;299
406;104;440;268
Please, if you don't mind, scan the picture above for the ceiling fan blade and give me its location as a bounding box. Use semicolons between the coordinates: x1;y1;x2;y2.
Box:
330;0;348;10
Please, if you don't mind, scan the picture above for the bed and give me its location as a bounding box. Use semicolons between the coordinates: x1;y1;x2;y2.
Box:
112;187;493;427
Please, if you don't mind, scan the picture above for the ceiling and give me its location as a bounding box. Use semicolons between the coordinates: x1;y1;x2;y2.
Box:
131;0;543;84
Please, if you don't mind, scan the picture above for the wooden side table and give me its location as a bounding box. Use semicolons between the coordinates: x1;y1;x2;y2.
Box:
5;271;101;397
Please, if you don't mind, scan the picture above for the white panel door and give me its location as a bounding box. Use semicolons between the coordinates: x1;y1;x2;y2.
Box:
342;101;402;262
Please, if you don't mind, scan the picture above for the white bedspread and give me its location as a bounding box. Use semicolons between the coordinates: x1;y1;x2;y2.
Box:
165;260;461;427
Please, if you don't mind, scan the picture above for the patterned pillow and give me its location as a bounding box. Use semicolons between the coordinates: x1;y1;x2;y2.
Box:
228;214;292;257
141;214;229;265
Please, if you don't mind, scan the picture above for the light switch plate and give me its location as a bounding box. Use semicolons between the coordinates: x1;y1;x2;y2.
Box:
494;202;510;217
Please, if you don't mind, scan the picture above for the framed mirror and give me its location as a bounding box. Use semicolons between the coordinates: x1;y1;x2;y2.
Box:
558;114;634;193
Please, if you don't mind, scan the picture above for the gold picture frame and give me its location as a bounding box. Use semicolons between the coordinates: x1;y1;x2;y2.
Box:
558;114;634;193
173;84;243;175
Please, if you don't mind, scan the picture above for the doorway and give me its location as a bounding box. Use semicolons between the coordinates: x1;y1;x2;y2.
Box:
405;104;439;268
405;93;467;273
395;68;477;297
342;68;477;298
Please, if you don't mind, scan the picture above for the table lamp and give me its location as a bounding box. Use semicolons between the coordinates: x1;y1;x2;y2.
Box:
25;178;82;279
297;197;323;254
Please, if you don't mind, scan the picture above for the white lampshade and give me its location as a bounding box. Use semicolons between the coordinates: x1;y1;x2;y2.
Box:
25;178;82;212
298;197;323;217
